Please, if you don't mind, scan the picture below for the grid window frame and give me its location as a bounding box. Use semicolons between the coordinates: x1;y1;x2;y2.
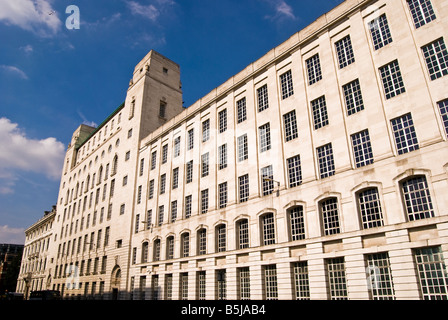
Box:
306;54;323;85
181;233;190;258
172;167;179;189
202;119;210;142
238;219;249;249
257;84;269;112
368;14;393;50
358;188;384;229
185;195;192;219
391;113;419;155
238;174;249;203
343;79;365;116
351;129;374;168
379;60;406;100
201;189;209;214
239;267;251;300
151;151;157;170
293;262;310;300
414;246;448;300
280;70;294;99
187;128;194;150
283;110;298;142
158;205;164;227
320;198;341;236
407;0;436;29
217;224;226;253
335;35;355;69
218;182;228;209
259;123;271;153
218;109;227;133
317;143;335;179
237;97;247;124
237;134;248;162
186;160;193;184
198;229;207;255
289;206;305;241
262;213;276;246
218;144;227;170
287;155;302;188
422;38;448;81
171;200;177;223
261;165;274;196
326;258;348;300
174;136;181;158
437;99;448;137
365;252;395;300
401;176;434;221
201;152;209;177
162;144;168;164
311;96;329;130
264;265;278;300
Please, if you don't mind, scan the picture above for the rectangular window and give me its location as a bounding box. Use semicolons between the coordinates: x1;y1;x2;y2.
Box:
198;229;206;255
174;137;181;157
358;188;384;229
264;265;278;300
365;253;395;300
321;198;340;236
158;205;164;227
219;109;227;133
172;167;179;189
311;96;329;130
160;174;166;194
238;174;249;203
257;84;269;112
438;99;448;137
182;235;190;258
401;176;434;221
202;119;210;142
146;210;152;229
261;165;274;196
237;97;247;123
287;155;302;188
280;70;294;99
407;0;436;29
414;246;448;300
148;180;154;199
293;262;310;300
198;271;206;300
151;151;157;170
379;60;406;99
335;35;355;69
283;110;298;142
369;14;393;50
237;134;248;162
422;38;448;81
187;128;194;150
217;225;226;252
219;182;227;209
186;160;193;183
139;159;144;176
185;195;192;219
159;101;166;118
326;258;347;300
171;200;177;223
306;54;322;85
317;143;335;179
259;123;271;152
181;273;188;300
391;113;419;155
218;144;227;170
343;79;364;116
165;274;173;300
239;267;251;300
162;144;168;164
201;189;208;214
351;129;374;168
201;153;209;177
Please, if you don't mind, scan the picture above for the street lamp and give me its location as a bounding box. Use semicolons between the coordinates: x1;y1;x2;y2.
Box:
263;177;280;197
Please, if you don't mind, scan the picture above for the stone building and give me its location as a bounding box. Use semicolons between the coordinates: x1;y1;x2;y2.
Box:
15;207;55;298
18;0;448;299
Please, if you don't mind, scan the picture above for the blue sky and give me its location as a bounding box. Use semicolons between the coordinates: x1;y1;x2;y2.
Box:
0;0;344;244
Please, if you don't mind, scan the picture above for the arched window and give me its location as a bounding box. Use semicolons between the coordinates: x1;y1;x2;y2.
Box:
112;155;118;176
319;197;340;236
401;176;434;221
141;242;149;263
357;188;384;229
260;213;275;245
166;236;174;260
197;229;207;255
216;224;226;252
153;239;161;261
181;232;190;257
288;206;305;241
236;219;249;249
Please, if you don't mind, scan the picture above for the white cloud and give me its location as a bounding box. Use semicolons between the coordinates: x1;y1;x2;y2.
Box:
20;44;34;53
127;1;160;21
0;225;25;244
265;0;297;21
0;118;65;194
0;65;29;80
0;0;62;36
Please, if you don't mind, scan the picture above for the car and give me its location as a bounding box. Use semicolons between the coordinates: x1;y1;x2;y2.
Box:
29;290;61;300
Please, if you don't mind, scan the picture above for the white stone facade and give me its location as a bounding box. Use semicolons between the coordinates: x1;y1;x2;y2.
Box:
19;0;448;300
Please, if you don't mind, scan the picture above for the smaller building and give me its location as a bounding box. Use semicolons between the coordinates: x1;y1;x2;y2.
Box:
16;206;56;299
0;244;24;295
